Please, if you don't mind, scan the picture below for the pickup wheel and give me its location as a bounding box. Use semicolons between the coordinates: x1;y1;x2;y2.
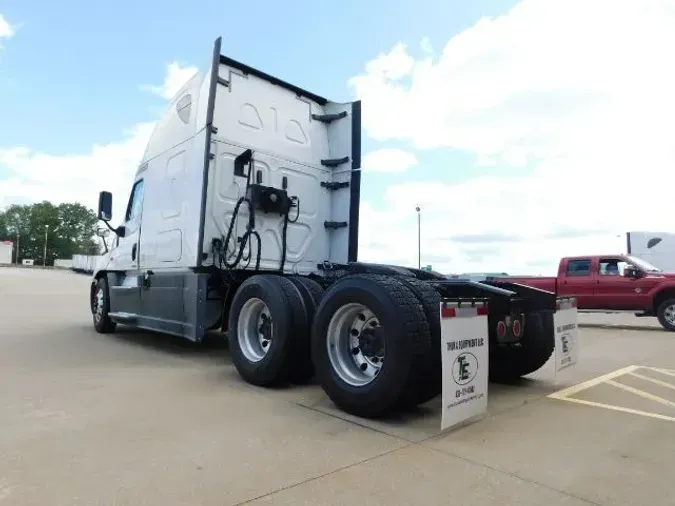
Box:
311;274;431;418
489;310;554;382
228;275;308;387
91;276;116;334
656;298;675;331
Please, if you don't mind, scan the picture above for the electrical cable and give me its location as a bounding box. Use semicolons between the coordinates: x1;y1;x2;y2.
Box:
218;150;299;274
278;196;299;273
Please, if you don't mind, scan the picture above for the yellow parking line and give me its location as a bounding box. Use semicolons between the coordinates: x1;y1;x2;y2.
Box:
547;365;639;400
551;396;675;422
628;371;675;391
647;367;675;378
605;379;675;408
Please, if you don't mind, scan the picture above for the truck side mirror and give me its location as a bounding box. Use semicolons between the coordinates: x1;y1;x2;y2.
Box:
98;191;113;221
624;266;641;279
95;227;110;238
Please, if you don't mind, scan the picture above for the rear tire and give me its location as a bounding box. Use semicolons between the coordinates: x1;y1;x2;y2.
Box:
228;275;307;387
291;277;324;309
489;310;554;382
287;277;325;383
91;276;116;334
311;274;431;418
656;298;675;331
394;276;442;406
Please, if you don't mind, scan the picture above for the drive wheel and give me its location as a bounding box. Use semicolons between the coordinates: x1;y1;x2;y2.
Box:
287;276;325;383
311;274;431;418
91;276;116;334
394;276;442;406
656;298;675;331
228;275;307;387
489;311;554;382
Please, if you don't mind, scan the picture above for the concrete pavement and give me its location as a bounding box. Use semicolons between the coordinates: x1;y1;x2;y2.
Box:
1;268;674;506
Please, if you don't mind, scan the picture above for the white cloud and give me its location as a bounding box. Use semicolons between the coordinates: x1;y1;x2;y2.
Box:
142;61;199;100
352;0;675;274
0;60;192;223
0;123;155;224
362;148;418;173
0;14;15;39
0;13;16;52
0;57;198;225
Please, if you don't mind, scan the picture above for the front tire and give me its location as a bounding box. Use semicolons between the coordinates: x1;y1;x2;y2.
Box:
311;274;431;419
656;298;675;331
91;276;116;334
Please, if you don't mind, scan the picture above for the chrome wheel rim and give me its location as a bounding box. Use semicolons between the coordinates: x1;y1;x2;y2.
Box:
238;298;273;363
326;303;384;387
93;287;104;323
664;304;675;326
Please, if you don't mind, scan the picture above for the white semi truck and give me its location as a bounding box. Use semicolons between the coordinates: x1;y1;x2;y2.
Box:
90;37;574;419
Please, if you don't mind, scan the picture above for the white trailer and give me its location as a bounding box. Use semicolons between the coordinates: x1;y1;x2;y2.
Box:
0;241;13;265
627;231;675;272
88;37;576;420
72;254;101;274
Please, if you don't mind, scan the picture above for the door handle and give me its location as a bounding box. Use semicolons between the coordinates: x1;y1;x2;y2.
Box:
132;243;137;261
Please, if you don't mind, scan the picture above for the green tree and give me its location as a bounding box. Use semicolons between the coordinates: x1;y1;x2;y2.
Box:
0;201;99;265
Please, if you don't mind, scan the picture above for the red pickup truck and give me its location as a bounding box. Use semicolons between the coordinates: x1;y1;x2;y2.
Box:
492;254;675;331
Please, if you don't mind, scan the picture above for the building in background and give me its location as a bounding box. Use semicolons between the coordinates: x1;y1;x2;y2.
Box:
627;231;675;271
0;241;13;265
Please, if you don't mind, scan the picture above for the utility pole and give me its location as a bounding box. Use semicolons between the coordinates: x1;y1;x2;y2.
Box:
15;230;20;265
415;206;421;269
43;225;49;267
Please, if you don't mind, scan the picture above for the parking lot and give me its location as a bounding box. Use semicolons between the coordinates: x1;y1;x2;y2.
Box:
1;267;674;506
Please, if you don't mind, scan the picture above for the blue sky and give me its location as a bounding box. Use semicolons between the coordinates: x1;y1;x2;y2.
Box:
0;0;516;197
2;1;673;274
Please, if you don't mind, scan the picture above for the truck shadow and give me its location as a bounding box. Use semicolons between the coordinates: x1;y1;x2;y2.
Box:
107;325;229;360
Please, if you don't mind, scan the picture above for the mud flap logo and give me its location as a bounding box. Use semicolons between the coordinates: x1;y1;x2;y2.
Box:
561;333;571;355
554;302;579;376
452;352;478;385
440;306;489;432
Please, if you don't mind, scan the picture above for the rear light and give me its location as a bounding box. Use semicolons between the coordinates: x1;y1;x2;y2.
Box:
496;320;506;338
512;319;522;338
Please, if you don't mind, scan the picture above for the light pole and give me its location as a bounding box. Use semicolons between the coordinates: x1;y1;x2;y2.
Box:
43;225;49;267
15;229;20;265
415;206;421;269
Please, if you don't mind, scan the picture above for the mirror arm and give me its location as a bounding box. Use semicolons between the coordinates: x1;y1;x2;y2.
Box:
100;236;109;254
100;219;120;236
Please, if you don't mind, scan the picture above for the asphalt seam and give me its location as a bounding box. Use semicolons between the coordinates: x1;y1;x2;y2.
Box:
234;398;603;506
579;323;663;333
231;442;415;505
423;445;603;506
295;402;417;442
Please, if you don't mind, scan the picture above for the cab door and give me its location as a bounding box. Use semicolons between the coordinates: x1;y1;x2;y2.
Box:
109;178;145;315
594;257;654;310
558;258;597;307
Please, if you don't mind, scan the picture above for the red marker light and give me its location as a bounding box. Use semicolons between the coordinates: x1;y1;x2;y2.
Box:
512;319;522;338
497;321;506;337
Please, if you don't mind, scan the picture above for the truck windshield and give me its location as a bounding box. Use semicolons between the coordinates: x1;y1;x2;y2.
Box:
627;255;662;272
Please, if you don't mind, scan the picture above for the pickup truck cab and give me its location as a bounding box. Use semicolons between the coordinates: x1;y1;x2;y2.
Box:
493;255;675;331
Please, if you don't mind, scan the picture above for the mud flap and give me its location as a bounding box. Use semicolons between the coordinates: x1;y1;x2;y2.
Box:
439;302;489;432
553;297;579;376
